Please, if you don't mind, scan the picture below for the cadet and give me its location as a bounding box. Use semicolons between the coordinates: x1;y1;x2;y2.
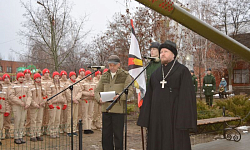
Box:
190;70;198;93
41;68;52;135
23;69;33;136
77;68;85;123
29;73;46;142
0;83;10;145
66;71;82;137
2;74;12;139
59;70;69;133
81;70;96;134
10;73;32;144
203;68;216;106
48;72;67;138
92;70;102;129
146;42;161;87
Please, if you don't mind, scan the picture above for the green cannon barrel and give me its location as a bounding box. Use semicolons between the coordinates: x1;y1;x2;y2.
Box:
135;0;250;61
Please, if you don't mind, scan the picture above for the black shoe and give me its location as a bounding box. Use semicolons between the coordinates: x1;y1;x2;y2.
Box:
36;136;43;141
67;133;72;137
73;132;78;136
19;138;26;144
84;130;89;134
30;137;37;142
0;141;2;145
14;139;22;144
89;130;94;134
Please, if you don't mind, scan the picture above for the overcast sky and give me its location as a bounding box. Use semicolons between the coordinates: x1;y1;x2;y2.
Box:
0;0;141;61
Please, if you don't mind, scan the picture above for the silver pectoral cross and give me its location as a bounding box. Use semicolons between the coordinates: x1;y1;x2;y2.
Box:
160;79;167;88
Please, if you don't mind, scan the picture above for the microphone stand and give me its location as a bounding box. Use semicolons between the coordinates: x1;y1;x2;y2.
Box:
106;60;153;150
47;69;100;150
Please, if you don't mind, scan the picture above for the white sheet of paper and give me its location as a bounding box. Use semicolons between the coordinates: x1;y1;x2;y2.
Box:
100;91;116;102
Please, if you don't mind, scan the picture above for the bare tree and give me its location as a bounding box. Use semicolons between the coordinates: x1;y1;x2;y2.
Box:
60;43;90;73
19;0;89;71
87;7;188;70
212;0;250;91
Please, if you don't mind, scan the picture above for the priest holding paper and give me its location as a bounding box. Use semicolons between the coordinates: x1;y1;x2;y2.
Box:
137;40;197;150
94;55;133;150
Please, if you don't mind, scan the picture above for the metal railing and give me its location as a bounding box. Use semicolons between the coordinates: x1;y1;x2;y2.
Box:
0;120;83;150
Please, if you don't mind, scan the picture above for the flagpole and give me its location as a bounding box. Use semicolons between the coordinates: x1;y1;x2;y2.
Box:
141;117;145;150
138;92;145;150
106;61;152;111
124;88;128;150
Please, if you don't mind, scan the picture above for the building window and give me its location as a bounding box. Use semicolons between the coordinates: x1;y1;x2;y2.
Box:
0;66;2;72
7;66;12;73
234;69;249;84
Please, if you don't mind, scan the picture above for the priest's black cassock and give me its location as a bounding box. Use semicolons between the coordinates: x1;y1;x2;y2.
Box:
137;60;197;150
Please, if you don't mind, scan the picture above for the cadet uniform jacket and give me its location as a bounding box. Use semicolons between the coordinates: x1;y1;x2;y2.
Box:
48;83;67;105
146;60;161;87
1;83;12;112
60;79;70;87
24;78;34;86
0;90;10;113
67;80;82;103
94;68;133;114
59;79;70;103
29;83;47;108
81;79;96;101
10;82;32;107
41;76;52;97
203;74;216;95
76;76;85;82
192;75;198;92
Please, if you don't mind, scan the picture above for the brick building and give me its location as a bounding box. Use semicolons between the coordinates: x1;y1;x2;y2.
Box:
0;60;26;81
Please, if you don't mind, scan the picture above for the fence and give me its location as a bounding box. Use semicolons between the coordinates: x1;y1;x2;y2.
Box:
0;120;83;150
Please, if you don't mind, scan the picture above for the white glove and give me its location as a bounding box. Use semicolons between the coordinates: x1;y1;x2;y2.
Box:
211;90;214;92
203;89;205;92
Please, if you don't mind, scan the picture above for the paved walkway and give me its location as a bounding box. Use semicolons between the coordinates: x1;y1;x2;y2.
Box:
192;133;250;150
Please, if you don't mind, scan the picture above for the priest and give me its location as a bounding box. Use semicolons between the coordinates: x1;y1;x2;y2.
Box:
137;40;197;150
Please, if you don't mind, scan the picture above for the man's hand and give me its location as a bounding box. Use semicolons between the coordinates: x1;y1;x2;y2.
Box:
113;95;120;101
99;98;104;104
203;89;205;92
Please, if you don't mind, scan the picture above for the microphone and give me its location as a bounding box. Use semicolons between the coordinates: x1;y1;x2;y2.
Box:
87;66;106;70
143;56;160;62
